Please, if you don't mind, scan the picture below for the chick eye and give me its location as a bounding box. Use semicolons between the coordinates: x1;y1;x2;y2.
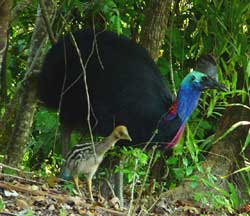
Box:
191;75;195;81
201;76;208;81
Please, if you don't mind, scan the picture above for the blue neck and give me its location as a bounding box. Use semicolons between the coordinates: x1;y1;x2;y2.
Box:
176;85;201;123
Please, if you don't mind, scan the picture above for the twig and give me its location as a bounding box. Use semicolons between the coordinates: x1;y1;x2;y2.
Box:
92;16;105;70
0;163;33;175
0;181;45;196
94;206;125;216
39;0;57;44
0;212;17;216
69;33;96;160
146;192;166;214
169;0;177;97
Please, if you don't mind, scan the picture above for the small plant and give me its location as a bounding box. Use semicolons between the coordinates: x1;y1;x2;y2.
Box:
115;147;149;183
59;208;68;216
37;153;64;178
63;181;76;195
0;198;5;211
23;210;34;216
193;168;242;213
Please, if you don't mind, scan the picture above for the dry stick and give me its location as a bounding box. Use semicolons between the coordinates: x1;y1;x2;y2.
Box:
0;163;33;175
92;16;105;70
69;33;96;160
146;192;167;214
169;0;176;97
0;173;42;185
56;16;99;157
0;212;17;216
39;0;57;44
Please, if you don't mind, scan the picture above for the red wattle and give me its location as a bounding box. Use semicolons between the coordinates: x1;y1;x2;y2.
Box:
166;124;185;148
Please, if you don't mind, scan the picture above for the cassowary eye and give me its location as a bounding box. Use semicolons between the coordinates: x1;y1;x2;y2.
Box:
191;75;195;81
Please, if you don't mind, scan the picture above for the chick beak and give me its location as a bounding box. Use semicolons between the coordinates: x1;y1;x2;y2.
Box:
202;76;227;91
126;135;132;142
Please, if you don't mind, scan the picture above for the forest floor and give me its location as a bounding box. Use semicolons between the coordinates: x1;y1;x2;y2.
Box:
0;172;248;216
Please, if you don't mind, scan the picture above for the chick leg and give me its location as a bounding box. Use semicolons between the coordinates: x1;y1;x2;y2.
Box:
73;175;81;195
87;177;94;201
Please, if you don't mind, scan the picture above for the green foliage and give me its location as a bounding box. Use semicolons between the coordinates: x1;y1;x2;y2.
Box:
114;147;149;183
191;166;242;213
23;210;34;216
59;208;68;216
24;109;60;169
63;181;75;195
37;153;64;177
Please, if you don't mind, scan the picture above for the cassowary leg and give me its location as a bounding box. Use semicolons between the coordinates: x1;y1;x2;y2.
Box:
151;150;170;181
61;125;72;156
114;161;124;210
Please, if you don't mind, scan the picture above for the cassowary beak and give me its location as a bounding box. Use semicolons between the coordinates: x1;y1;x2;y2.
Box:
202;76;227;91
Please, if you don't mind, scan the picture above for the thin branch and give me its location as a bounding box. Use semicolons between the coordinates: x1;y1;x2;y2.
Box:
0;173;42;185
39;0;57;44
169;0;177;97
69;33;96;160
0;212;17;216
0;163;33;175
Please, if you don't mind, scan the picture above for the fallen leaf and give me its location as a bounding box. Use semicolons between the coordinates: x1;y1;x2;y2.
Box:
108;196;120;210
16;199;29;209
48;204;55;211
4;190;19;197
47;176;59;188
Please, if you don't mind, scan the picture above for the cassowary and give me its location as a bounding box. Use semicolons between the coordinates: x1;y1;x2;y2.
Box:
38;29;226;155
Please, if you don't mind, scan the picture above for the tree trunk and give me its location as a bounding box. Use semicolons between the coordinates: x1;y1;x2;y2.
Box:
0;0;13;102
155;104;250;210
5;0;55;167
0;39;8;104
140;0;171;61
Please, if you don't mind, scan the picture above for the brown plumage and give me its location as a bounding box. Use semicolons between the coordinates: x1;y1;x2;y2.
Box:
61;125;132;200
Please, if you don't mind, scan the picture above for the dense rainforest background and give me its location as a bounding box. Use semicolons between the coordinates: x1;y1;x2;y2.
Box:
0;0;250;215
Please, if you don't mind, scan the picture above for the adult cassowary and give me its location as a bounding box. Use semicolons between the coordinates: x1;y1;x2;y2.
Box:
38;29;226;155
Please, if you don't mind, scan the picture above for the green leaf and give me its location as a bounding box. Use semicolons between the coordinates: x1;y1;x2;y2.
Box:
186;166;193;176
182;157;188;167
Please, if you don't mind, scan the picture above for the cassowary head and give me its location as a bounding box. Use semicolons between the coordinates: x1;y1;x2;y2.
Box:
162;70;226;149
181;70;227;92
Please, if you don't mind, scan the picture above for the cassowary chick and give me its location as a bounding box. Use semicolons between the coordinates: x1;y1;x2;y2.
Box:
61;125;132;200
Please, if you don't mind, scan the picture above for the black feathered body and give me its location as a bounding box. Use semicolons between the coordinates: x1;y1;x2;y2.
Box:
38;30;180;146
